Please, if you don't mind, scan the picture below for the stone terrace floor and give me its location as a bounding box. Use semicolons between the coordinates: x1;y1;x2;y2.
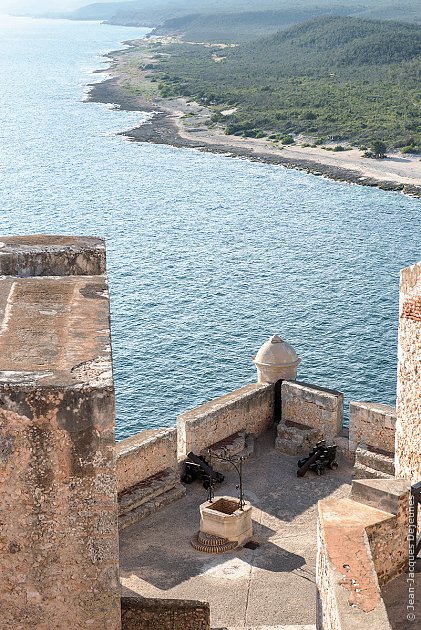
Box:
120;429;355;628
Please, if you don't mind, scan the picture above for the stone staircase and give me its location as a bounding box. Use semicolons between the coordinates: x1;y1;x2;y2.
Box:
118;467;186;530
275;420;323;455
354;445;395;480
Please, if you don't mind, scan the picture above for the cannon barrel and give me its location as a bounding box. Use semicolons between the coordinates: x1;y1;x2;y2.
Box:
187;452;222;481
297;446;325;477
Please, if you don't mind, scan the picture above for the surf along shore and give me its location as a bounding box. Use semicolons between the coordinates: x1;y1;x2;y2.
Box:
88;38;421;197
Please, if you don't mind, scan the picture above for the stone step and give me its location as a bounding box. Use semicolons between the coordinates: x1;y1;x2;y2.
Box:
118;467;180;517
355;446;395;476
351;478;410;515
353;462;394;481
201;431;254;472
275;422;323;456
119;483;186;531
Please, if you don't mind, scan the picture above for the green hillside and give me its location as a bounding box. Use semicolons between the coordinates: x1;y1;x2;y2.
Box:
146;16;421;148
64;0;421;33
151;7;355;43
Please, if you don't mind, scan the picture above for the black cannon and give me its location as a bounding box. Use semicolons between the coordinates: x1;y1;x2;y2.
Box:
297;441;338;477
182;451;225;489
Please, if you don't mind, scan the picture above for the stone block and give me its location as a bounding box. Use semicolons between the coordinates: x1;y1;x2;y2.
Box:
349;401;396;454
0;234;106;276
351;478;410;516
121;596;210;630
281;381;343;441
117;427;178;493
177;383;274;460
275;421;323;455
200;430;254;471
354;446;395;480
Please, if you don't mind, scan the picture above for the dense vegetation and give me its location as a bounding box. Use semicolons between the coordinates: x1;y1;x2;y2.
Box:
65;0;421;32
145;16;421;149
152;8;354;43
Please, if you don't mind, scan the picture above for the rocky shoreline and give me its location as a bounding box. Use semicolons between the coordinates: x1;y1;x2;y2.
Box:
88;54;421;199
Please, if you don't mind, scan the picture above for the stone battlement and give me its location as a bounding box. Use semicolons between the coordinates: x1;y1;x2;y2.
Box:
0;236;120;629
0;236;419;630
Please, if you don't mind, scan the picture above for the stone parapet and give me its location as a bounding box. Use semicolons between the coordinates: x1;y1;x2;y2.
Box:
316;479;410;630
349;401;396;454
0;234;106;276
176;383;274;460
280;381;343;443
396;260;421;483
0;236;120;629
117;427;178;494
121;596;210;630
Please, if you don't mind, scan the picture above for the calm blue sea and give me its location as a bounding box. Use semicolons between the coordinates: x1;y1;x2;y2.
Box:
0;16;419;439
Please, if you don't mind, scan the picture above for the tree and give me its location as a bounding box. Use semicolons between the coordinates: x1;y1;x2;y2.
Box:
371;140;387;158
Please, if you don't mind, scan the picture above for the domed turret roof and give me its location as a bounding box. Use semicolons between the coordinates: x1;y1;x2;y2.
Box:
253;335;300;368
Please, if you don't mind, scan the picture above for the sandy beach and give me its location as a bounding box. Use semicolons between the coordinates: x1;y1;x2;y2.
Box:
88;44;421;197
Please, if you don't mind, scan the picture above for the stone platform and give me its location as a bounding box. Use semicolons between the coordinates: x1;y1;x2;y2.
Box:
120;430;354;629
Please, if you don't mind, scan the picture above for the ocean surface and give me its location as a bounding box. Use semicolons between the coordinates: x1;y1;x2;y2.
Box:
0;16;419;440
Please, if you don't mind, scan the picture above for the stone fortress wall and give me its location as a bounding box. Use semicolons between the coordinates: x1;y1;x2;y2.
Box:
0;236;121;629
1;236;419;630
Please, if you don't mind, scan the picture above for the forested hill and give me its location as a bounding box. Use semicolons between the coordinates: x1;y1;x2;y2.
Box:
151;16;421;149
151;8;354;42
57;0;421;34
239;17;421;71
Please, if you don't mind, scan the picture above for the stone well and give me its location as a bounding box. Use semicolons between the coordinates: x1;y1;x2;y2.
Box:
199;496;253;546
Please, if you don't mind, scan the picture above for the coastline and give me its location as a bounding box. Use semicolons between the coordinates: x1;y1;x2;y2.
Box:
88;45;421;198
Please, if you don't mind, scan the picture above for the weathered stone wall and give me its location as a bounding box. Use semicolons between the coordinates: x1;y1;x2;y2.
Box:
316;517;343;630
281;381;343;441
0;237;120;629
0;234;106;276
316;479;410;630
396;261;421;483
365;495;409;584
176;383;274;459
317;499;392;630
121;597;210;630
116;428;177;493
349;402;396;454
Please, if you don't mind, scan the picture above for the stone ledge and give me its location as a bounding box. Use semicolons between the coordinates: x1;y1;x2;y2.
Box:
351;478;410;515
317;497;393;627
275;423;323;456
317;478;411;629
281;380;343;441
117;427;178;494
349;402;396;454
177;383;274;460
201;430;255;471
118;468;181;516
119;484;186;531
0;234;106;277
121;596;210;630
0;275;112;388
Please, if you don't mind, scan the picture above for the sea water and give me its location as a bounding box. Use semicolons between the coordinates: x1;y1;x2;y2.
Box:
0;16;420;439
